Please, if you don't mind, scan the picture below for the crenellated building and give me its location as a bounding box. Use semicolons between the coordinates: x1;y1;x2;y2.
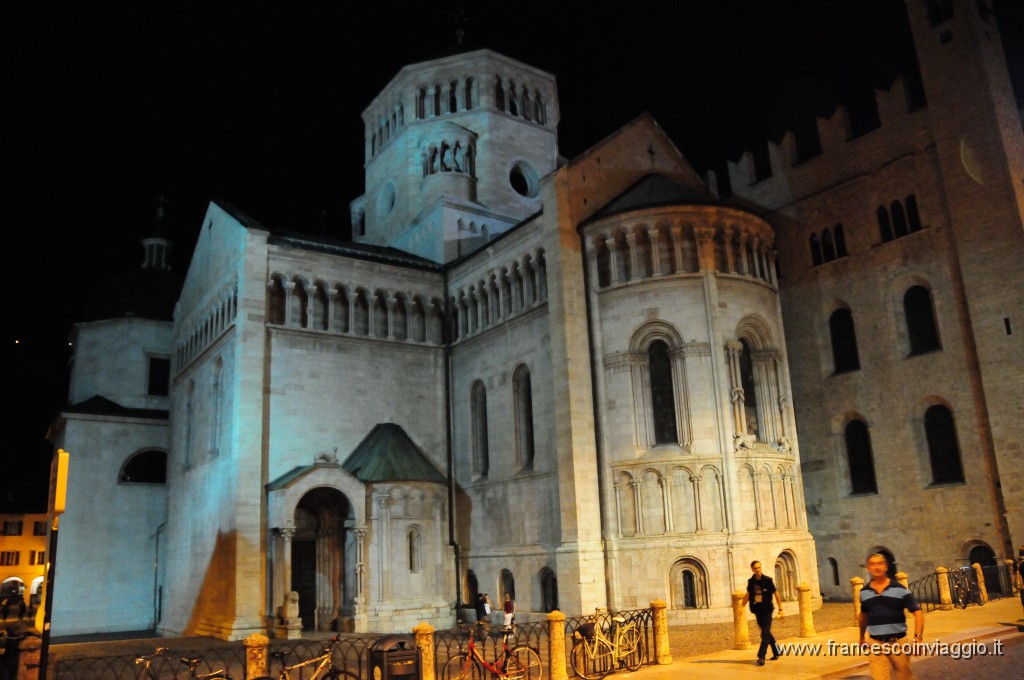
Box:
48;0;1021;640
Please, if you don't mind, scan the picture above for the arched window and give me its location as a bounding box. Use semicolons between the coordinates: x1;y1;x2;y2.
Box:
809;233;823;266
891;200;908;237
268;276;286;325
834;224;848;257
906;195;922;232
845;420;878;494
464;78;474;109
877;206;893;243
513;365;535;469
648;341;678;444
408;526;422;572
669;558;709;609
500;569;516;601
829;308;861;373
739;339;759;439
925;405;964;484
828;557;840;586
465;570;479;605
471;381;489;477
119;450;167;484
210;358;223;456
540;568;558;613
822;229;836;262
904;286;941;355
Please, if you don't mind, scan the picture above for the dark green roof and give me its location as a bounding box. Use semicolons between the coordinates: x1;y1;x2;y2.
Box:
589;173;714;222
342;423;446;483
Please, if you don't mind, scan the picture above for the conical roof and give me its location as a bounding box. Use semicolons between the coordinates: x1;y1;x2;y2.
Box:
342;423;446;483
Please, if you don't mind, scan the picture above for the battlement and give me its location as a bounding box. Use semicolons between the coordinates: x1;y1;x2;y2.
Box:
727;76;926;202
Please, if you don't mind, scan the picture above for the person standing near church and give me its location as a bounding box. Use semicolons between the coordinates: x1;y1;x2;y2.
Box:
858;553;923;680
502;594;515;626
740;560;783;665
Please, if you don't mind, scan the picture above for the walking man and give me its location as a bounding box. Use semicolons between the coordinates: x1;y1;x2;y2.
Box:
858;553;924;680
740;560;783;666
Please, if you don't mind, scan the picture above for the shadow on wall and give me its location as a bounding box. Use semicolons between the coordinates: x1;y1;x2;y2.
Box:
184;531;239;637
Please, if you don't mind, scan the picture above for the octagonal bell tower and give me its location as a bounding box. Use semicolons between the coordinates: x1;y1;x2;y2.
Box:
350;49;560;263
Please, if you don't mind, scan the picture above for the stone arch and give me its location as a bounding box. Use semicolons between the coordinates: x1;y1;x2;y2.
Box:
616;470;637;537
640;468;666;534
736;464;758;530
118;448;167;484
669;557;710;609
268;274;287;325
774;550;799;601
628;320;684;353
393;293;410;341
735;315;775;350
669;466;697;534
699;465;724;532
539;567;558;613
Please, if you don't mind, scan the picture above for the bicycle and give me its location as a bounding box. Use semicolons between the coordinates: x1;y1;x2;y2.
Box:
442;623;542;680
948;568;983;609
135;647;234;680
570;614;645;679
252;637;360;680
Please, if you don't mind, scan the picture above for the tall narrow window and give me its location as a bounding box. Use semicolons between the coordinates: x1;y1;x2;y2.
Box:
822;229;836;262
408;526;422;572
739;339;760;439
845;420;878;494
891;200;908;238
540;568;558;612
148;357;170;396
513;365;535;469
828;557;840;586
809;233;823;266
648;341;678;444
906;195;922;232
834;224;848;257
471;381;489;477
925;405;964;484
829;308;861;373
904;286;941;355
210;358;223;455
877;206;893;242
184;381;195;468
682;571;697;608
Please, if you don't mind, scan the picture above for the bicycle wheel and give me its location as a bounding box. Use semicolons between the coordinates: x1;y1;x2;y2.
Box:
571;639;613;680
619;629;645;672
443;653;483;680
507;645;542;680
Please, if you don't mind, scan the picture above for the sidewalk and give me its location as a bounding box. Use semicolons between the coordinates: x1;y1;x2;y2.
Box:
633;598;1024;680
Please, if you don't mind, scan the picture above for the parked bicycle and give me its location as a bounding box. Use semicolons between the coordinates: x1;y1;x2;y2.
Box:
135;647;233;680
442;623;542;680
948;568;983;609
571;613;644;679
252;637;360;680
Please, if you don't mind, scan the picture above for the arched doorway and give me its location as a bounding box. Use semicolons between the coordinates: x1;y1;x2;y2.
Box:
540;568;558;613
967;544;1003;596
293;487;352;631
774;551;798;601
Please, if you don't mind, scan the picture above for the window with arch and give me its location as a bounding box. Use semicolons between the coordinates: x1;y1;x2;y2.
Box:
828;557;840;586
829;308;861;373
669;558;709;609
809;233;823;266
738;339;759;439
119;450;167;484
408;525;422;573
822;228;837;262
904;286;941;355
210;358;223;456
845;419;878;494
513;365;535;469
471;381;489;477
775;551;798;601
500;569;516;602
539;568;558;613
465;570;479;605
649;340;678;444
268;276;286;325
925;405;964;484
834;223;848;257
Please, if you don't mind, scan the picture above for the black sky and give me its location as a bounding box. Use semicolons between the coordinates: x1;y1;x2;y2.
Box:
5;1;1023;510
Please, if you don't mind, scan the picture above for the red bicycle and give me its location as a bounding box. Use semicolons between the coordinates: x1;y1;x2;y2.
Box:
442;624;542;680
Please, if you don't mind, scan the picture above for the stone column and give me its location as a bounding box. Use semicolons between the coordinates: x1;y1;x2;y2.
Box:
244;634;269;679
971;563;989;603
625;232;640;280
650;600;672;664
283;281;296;326
732;591;751;649
632;479;644;535
659;477;673;533
670;223;684;273
797;584;815;638
647;227;664;275
413;622;436;680
1005;560;1019;595
546;610;568;680
605;238;621;284
723;227;736;273
936;567;953;610
850;577;864;626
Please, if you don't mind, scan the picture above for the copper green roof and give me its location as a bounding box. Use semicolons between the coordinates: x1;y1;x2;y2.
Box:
342;423;446;483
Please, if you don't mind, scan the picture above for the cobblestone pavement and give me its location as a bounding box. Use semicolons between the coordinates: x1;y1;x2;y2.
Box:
667;602;855;659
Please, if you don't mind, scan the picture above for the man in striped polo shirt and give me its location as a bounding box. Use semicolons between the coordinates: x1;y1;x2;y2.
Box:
858;553;924;680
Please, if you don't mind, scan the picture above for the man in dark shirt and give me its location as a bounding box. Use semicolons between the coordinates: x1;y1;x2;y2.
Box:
740;560;783;665
858;553;924;680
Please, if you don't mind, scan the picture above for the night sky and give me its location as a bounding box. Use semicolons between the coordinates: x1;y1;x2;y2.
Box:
5;1;1023;511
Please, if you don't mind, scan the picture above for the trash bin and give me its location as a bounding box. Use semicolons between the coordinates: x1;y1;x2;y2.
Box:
369;634;420;680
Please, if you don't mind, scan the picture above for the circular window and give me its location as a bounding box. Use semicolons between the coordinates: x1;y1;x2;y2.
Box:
379;182;397;220
509;161;539;198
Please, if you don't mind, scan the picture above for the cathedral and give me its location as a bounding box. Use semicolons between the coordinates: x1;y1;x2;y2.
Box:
47;0;1022;639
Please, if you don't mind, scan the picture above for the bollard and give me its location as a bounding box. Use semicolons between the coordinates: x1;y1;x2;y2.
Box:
936;567;953;610
797;584;815;638
413;621;436;680
1006;560;1019;596
971;563;989;603
244;633;269;679
732;591;751;650
850;577;864;626
650;599;672;664
546;610;568;680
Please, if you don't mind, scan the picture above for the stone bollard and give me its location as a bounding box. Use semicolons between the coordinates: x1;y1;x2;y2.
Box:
546;610;568;680
732;591;750;650
850;577;864;627
971;563;989;603
797;584;815;638
1006;560;1019;595
936;567;953;610
413;622;436;680
244;633;269;679
650;599;672;664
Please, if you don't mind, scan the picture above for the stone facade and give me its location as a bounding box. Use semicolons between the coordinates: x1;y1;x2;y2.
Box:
50;0;1021;638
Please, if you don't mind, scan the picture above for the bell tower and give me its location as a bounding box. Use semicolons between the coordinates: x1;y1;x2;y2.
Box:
349;49;560;263
905;0;1024;554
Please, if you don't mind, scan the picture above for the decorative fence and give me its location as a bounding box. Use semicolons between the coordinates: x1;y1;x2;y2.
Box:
906;562;1016;614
